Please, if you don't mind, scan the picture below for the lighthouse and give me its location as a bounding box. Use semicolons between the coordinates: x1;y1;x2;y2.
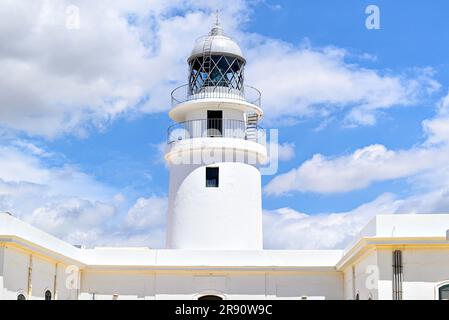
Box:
165;19;267;250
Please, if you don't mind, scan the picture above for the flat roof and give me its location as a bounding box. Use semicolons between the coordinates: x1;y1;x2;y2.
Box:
345;214;449;252
1;212;449;270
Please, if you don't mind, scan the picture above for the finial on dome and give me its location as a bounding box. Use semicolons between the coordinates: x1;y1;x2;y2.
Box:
209;10;223;36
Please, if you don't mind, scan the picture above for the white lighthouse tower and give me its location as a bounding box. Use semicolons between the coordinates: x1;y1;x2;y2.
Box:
165;19;267;250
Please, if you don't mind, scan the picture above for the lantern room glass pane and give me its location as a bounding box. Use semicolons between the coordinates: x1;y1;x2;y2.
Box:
189;55;245;94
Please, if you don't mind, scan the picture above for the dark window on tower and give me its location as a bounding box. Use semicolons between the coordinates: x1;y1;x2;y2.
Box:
206;167;219;188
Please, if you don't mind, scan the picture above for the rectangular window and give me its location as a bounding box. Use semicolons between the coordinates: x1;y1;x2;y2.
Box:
206;167;219;188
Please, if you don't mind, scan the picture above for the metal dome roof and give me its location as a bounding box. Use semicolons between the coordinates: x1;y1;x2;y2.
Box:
189;21;245;61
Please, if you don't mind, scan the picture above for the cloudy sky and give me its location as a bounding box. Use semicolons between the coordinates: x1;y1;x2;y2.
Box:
1;0;449;249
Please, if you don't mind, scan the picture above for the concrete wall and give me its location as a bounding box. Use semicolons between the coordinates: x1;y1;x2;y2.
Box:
2;243;449;300
2;246;29;299
80;271;155;300
78;271;343;300
166;161;263;250
377;247;449;300
1;245;344;301
0;246;4;299
344;247;449;300
0;245;79;300
30;255;54;300
268;273;343;300
343;249;378;300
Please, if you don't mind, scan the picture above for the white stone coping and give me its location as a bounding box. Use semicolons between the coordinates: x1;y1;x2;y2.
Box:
344;214;449;253
164;137;268;164
169;99;263;122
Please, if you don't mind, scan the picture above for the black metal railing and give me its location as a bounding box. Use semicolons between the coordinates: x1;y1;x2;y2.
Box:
171;84;261;108
167;119;263;144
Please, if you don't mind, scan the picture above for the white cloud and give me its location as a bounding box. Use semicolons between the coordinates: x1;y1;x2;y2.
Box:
4;133;449;250
26;198;116;244
0;144;117;201
265;144;449;195
0;138;168;247
118;195;168;248
262;91;449;250
0;138;115;222
272;142;295;162
12;140;53;158
1;1;448;251
423;91;449;145
263;193;401;249
265;92;449;195
245;40;439;126
423;117;449;145
1;1;147;137
124;196;167;230
264;184;449;249
0;0;249;138
0;1;439;138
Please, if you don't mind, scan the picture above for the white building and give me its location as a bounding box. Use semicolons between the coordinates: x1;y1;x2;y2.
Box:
1;22;449;301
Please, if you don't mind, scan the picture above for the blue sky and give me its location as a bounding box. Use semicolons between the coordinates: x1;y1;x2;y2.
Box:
1;0;449;249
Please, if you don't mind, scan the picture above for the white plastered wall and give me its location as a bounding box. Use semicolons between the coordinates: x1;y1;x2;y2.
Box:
0;246;4;300
77;271;343;300
2;246;29;299
377;247;449;300
268;273;343;300
166;161;263;250
343;246;449;300
80;271;156;300
0;246;80;300
342;249;379;300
